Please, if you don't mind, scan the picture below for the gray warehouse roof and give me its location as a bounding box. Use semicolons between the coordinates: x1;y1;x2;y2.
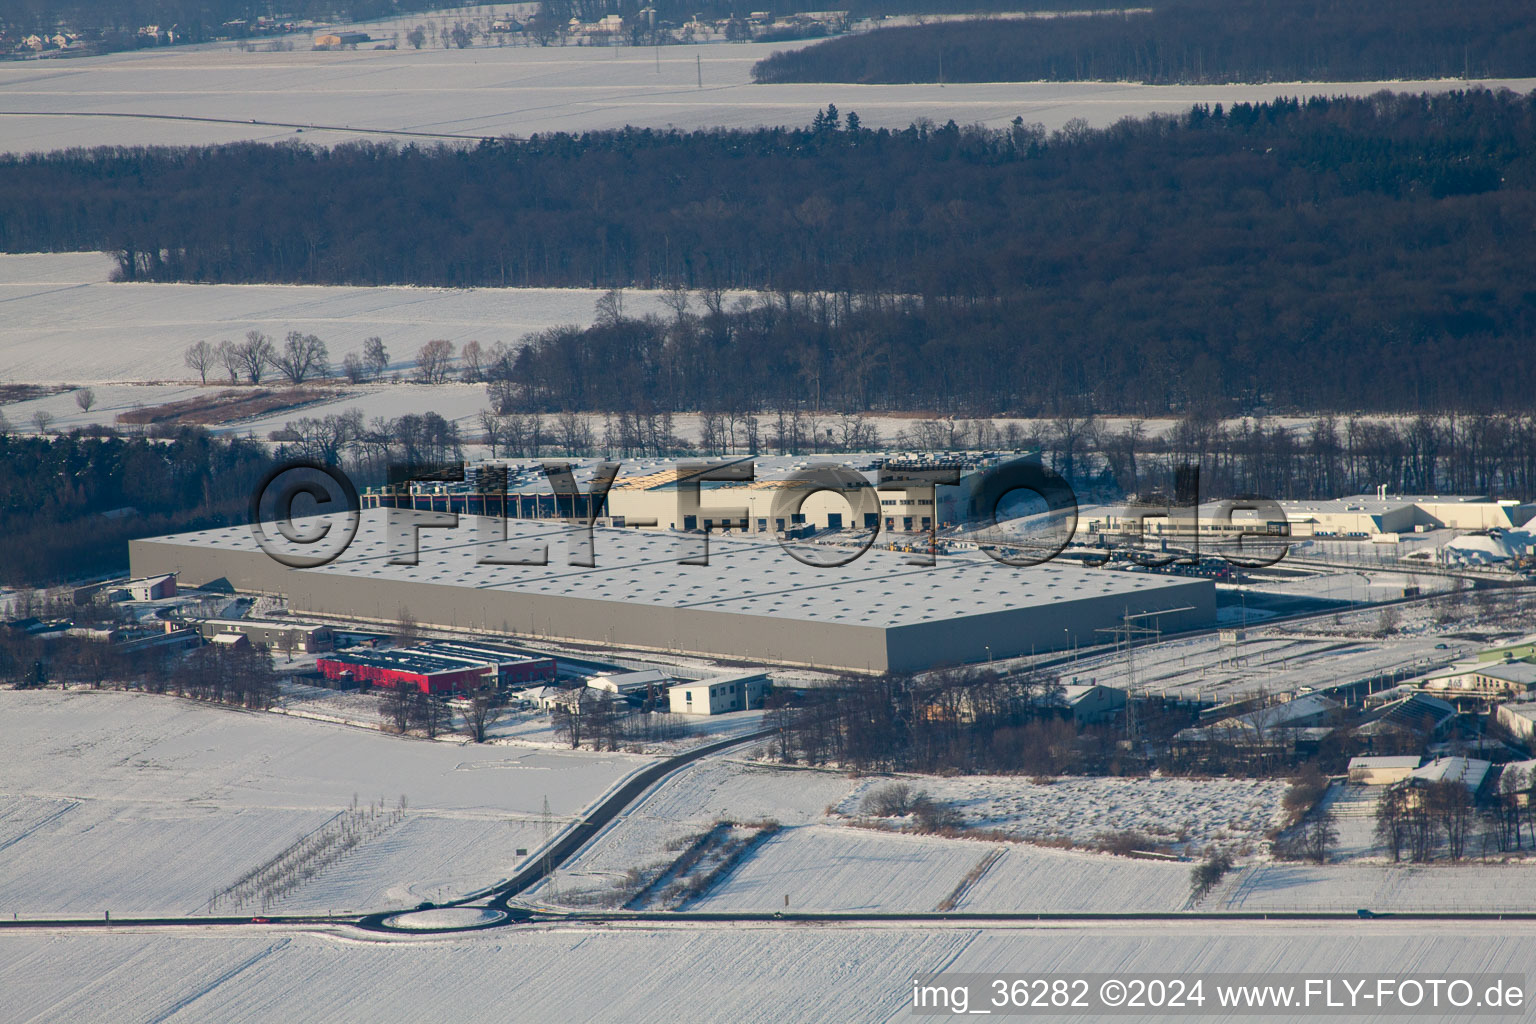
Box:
132;511;1214;672
156;511;1203;629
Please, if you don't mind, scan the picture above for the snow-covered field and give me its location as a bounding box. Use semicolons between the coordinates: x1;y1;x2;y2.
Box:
691;825;991;912
3;39;1529;152
5;921;1536;1024
0;689;651;915
957;841;1195;912
688;823;1197;913
539;757;1262;911
1212;861;1536;913
0;252;692;385
838;774;1289;851
530;756;860;901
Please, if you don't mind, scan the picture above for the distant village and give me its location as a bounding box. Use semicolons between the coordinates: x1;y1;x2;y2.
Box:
1;7;854;59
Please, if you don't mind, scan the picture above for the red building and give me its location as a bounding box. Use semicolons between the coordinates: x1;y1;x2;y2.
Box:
316;647;555;695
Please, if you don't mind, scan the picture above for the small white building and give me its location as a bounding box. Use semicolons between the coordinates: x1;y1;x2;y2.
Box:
587;668;671;696
103;574;178;602
1497;701;1536;742
1059;683;1126;726
1347;755;1421;785
1407;756;1491;794
669;671;770;715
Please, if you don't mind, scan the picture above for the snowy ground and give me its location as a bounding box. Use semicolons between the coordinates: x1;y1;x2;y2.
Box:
838;774;1289;852
692;825;999;913
1210;860;1536;913
0;689;652;916
274;681;770;756
0;252;704;386
3;39;1530;152
689;823;1197;913
535;756;1271;911
1058;624;1474;705
5;921;1536;1024
527;755;860;903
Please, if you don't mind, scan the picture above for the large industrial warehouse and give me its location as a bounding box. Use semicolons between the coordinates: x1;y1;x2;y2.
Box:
129;511;1215;673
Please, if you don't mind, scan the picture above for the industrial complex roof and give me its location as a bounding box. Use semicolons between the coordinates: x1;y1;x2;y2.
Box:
158;509;1205;631
400;453;1024;497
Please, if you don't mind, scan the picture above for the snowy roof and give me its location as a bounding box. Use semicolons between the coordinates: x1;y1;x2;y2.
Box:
1357;692;1456;735
1061;683;1123;704
151;510;1208;631
1476;663;1536;686
1275;497;1416;518
1408;756;1491;791
1347;755;1421;771
588;669;671;691
1236;693;1341;729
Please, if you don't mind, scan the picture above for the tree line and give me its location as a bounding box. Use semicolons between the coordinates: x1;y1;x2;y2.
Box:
1;0;457;43
764;667;1130;775
0;428;274;584
6;91;1533;413
2;618;278;710
751;0;1536;85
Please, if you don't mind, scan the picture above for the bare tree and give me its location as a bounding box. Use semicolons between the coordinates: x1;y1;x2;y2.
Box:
31;409;54;434
416;339;456;383
1302;808;1338;864
284;410;362;464
75;388;95;413
1374;785;1407;862
460;340;485;382
216;339;242;384
238;330;275;383
363;336;389;379
551;694;585;749
478;409;505;456
396;607;421;647
273;331;329;383
660;284;691;322
463;688;504;742
409;691;450;738
184;340;213;383
1429;779;1474;861
380;682;413;733
554;411;594;456
341;351;366;384
1189;850;1233;902
594;288;625;325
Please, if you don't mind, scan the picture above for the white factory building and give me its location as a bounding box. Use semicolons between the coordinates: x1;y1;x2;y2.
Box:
129;510;1214;674
1087;491;1534;543
669;671;772;715
368;453;1031;537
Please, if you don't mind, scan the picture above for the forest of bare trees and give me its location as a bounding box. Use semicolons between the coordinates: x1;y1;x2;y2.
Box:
752;0;1536;85
7;93;1534;413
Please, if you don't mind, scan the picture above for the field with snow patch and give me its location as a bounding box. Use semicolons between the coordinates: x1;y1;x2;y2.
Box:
3;39;1530;152
690;824;992;913
1211;861;1536;913
6;921;1536;1023
528;756;859;902
687;823;1199;913
0;689;650;916
838;773;1288;851
0;252;694;386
